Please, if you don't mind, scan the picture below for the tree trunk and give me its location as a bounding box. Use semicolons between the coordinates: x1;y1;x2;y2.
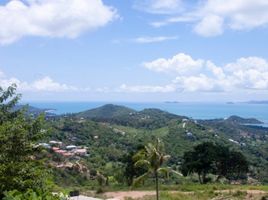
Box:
202;172;206;184
198;173;202;184
155;171;159;200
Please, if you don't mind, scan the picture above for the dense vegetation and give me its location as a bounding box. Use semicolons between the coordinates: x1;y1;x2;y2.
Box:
0;85;64;199
74;104;184;129
1;85;268;199
44;103;268;190
181;142;248;184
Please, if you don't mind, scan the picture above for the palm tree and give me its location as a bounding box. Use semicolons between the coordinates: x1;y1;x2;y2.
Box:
133;138;181;200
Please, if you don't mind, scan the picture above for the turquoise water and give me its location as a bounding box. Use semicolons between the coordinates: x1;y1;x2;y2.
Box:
25;102;268;124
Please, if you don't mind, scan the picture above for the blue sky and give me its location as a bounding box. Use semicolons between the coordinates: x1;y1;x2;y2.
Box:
0;0;268;102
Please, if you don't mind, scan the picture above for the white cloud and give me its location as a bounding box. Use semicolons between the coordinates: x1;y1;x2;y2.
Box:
200;0;268;31
133;0;183;14
0;71;78;92
173;74;221;92
223;57;268;90
119;84;176;93
150;15;196;27
95;87;111;93
142;53;268;92
194;14;224;37
150;0;268;36
0;0;117;44
31;76;77;92
133;36;178;43
144;53;204;75
113;36;178;44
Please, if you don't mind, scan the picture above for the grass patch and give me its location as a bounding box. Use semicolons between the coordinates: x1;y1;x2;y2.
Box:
160;183;268;192
127;190;247;200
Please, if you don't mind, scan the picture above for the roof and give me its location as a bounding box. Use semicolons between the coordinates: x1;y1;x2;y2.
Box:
66;145;77;149
75;149;87;153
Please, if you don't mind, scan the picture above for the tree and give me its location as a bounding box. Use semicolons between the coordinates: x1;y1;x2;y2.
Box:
181;142;249;184
133;138;180;200
122;145;148;186
181;142;217;184
0;85;52;198
216;149;248;181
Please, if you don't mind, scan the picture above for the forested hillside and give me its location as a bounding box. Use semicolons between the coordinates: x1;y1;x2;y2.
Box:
42;104;268;187
1;86;268;199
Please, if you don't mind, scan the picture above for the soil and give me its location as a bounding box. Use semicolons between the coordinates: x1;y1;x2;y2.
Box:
104;190;268;200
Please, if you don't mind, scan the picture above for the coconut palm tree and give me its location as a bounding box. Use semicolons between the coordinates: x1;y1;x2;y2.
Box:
133;138;181;200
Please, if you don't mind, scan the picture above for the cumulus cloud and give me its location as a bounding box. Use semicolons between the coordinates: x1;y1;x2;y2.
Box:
119;84;176;93
194;14;224;37
144;53;204;75
31;77;78;92
0;71;78;92
0;0;117;44
142;53;268;92
133;0;183;14
150;0;268;36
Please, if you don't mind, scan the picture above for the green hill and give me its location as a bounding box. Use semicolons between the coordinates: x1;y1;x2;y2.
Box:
76;104;135;119
43;105;268;186
74;104;185;129
226;115;263;124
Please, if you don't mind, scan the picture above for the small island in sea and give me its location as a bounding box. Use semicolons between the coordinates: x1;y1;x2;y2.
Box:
246;100;268;104
164;101;181;104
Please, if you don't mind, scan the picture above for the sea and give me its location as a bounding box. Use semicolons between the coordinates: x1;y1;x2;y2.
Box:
24;101;268;127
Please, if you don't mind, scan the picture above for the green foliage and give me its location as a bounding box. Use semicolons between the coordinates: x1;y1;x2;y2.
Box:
21;100;267;189
132;190;247;200
133;138;180;200
181;142;217;184
75;104;183;129
181;142;249;184
3;190;67;200
122;149;147;186
0;85;53;197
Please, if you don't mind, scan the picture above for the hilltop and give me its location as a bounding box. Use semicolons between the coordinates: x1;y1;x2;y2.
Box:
76;104;135;119
74;104;185;129
40;104;268;187
15;104;56;117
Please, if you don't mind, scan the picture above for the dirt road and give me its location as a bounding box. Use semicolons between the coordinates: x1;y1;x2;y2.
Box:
104;190;268;200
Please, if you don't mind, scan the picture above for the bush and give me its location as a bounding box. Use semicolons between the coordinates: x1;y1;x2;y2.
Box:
3;189;68;200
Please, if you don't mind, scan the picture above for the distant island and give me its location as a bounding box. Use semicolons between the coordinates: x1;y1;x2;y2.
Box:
245;100;268;104
164;101;180;104
225;100;268;104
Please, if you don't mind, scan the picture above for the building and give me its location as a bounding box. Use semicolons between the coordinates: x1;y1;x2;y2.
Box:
66;145;77;150
49;140;63;147
74;148;87;156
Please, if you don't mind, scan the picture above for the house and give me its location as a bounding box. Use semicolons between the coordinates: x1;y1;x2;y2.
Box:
62;152;74;157
49;140;62;147
37;143;51;149
66;145;77;150
52;147;60;151
74;148;87;156
182;118;189;122
186;132;193;137
54;149;74;157
228;139;239;145
54;149;67;154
